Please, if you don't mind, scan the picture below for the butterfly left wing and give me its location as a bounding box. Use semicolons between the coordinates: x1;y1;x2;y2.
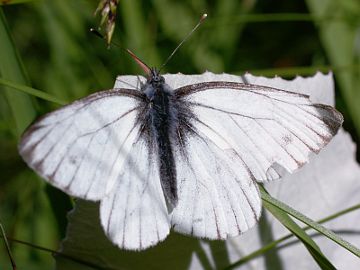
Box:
19;89;145;200
175;81;343;182
19;88;171;250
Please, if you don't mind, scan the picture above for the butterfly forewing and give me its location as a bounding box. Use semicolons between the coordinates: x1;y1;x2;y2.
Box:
174;80;343;182
19;89;145;200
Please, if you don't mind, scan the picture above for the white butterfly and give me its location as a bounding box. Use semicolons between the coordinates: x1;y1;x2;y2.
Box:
19;69;343;250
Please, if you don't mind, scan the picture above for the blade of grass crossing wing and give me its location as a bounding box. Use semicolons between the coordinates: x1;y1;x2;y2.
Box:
225;203;360;269
262;198;336;270
260;186;360;258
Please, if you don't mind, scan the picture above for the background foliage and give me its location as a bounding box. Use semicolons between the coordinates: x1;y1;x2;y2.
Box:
0;0;359;269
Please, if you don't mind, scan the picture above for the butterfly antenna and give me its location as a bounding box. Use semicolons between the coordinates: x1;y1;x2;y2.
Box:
90;28;151;76
1;222;16;270
125;49;151;76
159;13;207;72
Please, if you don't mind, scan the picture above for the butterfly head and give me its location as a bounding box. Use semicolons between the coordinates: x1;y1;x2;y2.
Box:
148;68;165;88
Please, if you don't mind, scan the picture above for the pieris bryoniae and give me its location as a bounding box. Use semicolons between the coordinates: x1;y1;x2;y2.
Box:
18;15;343;250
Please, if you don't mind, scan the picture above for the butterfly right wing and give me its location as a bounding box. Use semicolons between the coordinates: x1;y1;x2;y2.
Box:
170;78;342;240
171;130;261;239
19;89;144;201
175;81;342;182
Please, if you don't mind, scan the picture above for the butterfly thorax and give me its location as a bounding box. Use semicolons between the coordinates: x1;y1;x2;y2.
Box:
142;69;178;211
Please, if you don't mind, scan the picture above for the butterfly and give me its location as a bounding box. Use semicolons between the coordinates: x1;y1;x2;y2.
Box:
18;64;343;250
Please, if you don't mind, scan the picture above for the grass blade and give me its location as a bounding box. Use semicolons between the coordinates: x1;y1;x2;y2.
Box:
225;189;360;270
261;193;336;270
260;187;360;258
0;8;35;136
226;203;360;268
226;186;337;270
0;77;66;105
0;222;16;270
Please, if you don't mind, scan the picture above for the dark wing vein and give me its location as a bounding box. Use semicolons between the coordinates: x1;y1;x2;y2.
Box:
188;102;273;121
25;88;144;131
174;81;308;100
65;132;97;191
84;130;111;198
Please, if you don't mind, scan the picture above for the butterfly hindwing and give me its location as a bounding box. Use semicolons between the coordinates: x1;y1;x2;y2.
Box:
100;135;170;250
171;131;261;239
